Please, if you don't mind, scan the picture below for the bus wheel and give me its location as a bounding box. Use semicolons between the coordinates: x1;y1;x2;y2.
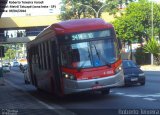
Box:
25;80;30;84
101;89;110;95
37;87;43;92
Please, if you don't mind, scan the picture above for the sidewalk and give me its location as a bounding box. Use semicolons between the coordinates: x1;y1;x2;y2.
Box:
141;65;160;71
0;71;61;115
0;78;58;115
0;70;75;115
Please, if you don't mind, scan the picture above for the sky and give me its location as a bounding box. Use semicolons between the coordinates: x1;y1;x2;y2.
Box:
152;0;160;2
1;0;160;17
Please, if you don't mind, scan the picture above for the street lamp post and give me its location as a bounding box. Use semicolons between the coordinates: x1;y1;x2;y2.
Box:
96;4;108;18
151;0;154;65
77;3;108;18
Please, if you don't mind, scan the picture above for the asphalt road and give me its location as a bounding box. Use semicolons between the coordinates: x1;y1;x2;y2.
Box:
3;67;160;115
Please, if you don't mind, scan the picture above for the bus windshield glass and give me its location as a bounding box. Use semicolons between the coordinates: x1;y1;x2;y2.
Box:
60;31;119;68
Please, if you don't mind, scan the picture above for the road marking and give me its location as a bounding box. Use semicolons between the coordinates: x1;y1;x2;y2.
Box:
114;92;159;101
144;94;160;98
115;92;125;95
5;79;76;115
143;98;157;101
125;95;144;98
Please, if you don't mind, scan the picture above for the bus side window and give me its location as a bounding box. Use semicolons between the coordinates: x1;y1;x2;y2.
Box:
44;42;48;70
43;42;47;70
47;41;51;70
44;41;51;70
37;45;41;69
52;41;59;75
52;41;57;60
41;43;45;70
35;46;38;64
38;44;42;69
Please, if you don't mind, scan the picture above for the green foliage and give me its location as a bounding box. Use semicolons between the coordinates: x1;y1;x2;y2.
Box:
103;0;120;16
59;0;103;20
4;49;16;60
143;37;160;56
113;1;160;65
113;1;160;43
143;37;160;65
59;0;134;20
104;0;134;16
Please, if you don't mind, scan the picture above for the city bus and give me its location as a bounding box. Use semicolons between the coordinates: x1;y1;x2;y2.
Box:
27;18;124;97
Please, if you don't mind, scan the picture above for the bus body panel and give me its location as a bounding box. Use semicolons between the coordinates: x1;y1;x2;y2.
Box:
35;70;53;92
61;59;124;94
61;59;122;80
63;70;124;94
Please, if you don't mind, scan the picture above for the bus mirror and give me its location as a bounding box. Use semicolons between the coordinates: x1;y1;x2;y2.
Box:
118;39;122;49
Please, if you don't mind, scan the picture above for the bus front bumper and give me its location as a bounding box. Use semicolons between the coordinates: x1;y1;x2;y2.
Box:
63;70;124;94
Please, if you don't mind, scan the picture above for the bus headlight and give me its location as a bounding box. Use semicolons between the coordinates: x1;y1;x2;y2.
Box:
115;65;122;74
62;72;76;80
64;74;69;79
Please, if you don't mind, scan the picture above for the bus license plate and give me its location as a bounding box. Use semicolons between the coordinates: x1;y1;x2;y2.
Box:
92;85;103;90
131;78;138;81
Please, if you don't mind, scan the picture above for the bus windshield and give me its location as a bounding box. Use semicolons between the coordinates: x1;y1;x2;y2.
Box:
60;39;119;68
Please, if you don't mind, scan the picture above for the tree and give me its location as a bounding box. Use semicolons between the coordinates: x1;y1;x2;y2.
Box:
59;0;104;20
59;0;134;20
59;0;91;20
114;0;160;41
4;49;16;62
104;0;134;16
113;14;138;60
113;0;160;61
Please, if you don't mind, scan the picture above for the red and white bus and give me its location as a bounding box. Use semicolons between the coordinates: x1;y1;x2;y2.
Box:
27;18;124;96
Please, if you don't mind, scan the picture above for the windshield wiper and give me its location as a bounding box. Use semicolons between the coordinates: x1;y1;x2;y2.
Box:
92;43;111;68
77;43;112;72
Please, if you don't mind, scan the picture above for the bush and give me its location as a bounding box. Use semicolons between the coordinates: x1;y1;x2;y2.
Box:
134;47;146;65
153;55;160;65
143;37;160;65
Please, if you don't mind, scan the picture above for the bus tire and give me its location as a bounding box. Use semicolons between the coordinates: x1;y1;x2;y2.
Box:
37;87;43;92
101;89;110;95
24;80;30;84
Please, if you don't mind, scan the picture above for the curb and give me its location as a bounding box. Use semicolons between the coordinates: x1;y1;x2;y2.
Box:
141;65;160;71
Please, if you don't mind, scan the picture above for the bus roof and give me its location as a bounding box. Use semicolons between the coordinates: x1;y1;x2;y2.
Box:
51;18;113;35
